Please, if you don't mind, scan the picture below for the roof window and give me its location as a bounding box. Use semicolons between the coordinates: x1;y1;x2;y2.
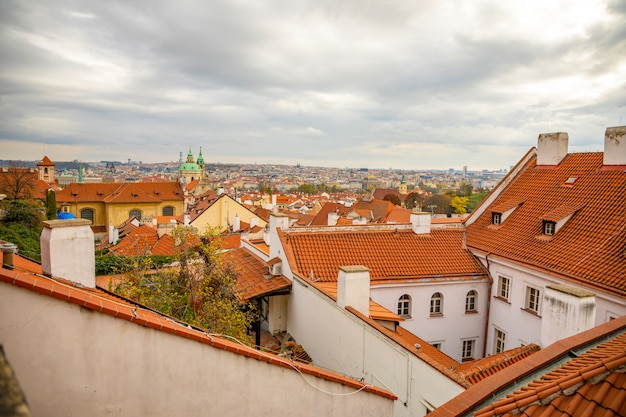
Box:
543;221;556;236
563;177;578;186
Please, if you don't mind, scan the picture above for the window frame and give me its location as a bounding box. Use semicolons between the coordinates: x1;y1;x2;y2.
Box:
497;276;511;301
80;208;95;223
492;212;501;225
494;328;506;353
430;292;443;316
129;209;142;221
397;294;412;318
465;290;477;313
462;339;475;361
162;206;174;216
525;286;541;315
543;221;556;236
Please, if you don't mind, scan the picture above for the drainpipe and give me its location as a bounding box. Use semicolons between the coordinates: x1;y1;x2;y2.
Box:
482;252;493;358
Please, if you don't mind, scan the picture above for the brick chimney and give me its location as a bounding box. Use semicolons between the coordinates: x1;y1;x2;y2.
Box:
40;219;95;287
537;132;568;166
337;265;370;317
603;126;626;166
410;212;431;234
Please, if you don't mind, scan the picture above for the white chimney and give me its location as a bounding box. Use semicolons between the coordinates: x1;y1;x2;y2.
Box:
537;132;568;166
337;265;370;317
1;243;17;270
541;284;596;348
40;219;95;288
269;212;290;232
272;194;277;206
327;211;339;226
108;223;115;244
410;212;431;234
232;214;241;232
603;126;626;166
184;214;190;227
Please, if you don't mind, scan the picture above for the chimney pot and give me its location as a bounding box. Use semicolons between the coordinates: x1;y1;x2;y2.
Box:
40;219;95;287
1;243;17;270
537;132;568;166
603;126;626;166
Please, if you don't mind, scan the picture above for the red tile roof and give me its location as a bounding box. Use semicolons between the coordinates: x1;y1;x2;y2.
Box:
455;344;541;385
466;152;626;296
37;155;54;166
56;182;184;205
280;226;487;284
108;225;162;256
223;248;291;301
0;257;395;401
428;315;626;417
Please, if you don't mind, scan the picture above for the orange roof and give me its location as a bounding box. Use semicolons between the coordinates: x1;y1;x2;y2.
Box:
313;281;404;323
280;227;487;283
352;198;395;222
56;182;184;204
466;152;626;296
455;344;541;384
37;155;54;166
429;315;626;417
0;257;395;400
223;248;291;301
109;225;167;256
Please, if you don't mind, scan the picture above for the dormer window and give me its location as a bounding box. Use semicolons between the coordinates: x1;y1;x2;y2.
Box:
489;200;524;227
543;221;556;236
492;213;502;225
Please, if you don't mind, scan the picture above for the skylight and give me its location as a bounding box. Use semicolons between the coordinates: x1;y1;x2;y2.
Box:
564;177;578;185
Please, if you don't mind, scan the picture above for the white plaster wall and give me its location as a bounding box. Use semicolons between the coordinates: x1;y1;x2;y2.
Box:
287;276;465;417
371;280;489;361
0;283;393;417
268;294;289;334
483;257;626;355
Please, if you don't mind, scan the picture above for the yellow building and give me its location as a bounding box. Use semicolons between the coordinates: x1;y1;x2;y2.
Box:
189;194;267;235
56;182;185;227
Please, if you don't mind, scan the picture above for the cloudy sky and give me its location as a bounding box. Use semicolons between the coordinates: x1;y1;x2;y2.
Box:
1;1;625;170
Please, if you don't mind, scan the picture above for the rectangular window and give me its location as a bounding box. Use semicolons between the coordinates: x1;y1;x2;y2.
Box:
498;276;510;301
492;213;501;225
431;342;441;351
495;329;506;353
543;221;555;236
462;339;475;361
526;286;541;314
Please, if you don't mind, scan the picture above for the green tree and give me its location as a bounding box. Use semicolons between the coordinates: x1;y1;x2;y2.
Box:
0;198;45;261
298;183;313;194
423;194;453;215
112;227;256;343
46;190;57;220
450;196;469;215
458;182;473;197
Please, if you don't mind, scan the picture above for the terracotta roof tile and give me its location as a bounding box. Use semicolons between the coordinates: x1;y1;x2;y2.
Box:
466;152;626;296
280;227;487;283
223;248;291;301
1;257;395;401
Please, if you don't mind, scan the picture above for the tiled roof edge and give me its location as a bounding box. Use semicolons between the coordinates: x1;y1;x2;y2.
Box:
464;147;536;227
0;266;396;401
427;315;626;417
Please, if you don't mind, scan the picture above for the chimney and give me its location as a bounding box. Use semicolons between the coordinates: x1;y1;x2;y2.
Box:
268;212;290;257
232;214;240;232
1;243;17;270
410;212;431;234
337;265;370;317
541;284;596;348
269;212;290;232
603;125;626;166
40;219;95;287
327;211;339;226
250;217;259;228
537;132;568;166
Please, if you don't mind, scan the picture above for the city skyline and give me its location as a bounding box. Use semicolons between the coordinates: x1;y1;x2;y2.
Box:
1;1;625;170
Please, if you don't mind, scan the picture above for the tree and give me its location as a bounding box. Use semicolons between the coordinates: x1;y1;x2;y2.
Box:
404;191;424;210
298;183;313;194
0;198;45;261
46;190;57;220
423;194;453;215
0;161;36;201
458;182;473;197
450;196;469;214
383;193;401;206
112;227;256;343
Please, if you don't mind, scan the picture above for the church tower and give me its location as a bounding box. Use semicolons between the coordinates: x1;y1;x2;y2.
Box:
37;156;55;186
398;175;408;195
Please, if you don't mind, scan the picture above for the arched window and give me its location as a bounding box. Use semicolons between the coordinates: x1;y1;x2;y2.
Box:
397;294;411;317
430;292;443;315
129;209;142;221
465;290;477;312
80;208;94;224
162;206;174;216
